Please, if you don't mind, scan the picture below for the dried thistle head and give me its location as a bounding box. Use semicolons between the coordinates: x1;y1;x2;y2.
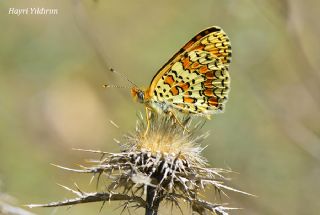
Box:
29;114;251;215
124;113;208;166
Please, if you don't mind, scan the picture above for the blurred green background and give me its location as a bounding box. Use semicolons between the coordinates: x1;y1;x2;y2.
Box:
1;0;320;214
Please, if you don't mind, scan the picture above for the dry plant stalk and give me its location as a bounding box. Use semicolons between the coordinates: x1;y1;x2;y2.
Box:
28;114;251;215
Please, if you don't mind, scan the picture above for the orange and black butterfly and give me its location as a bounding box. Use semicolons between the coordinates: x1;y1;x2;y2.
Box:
129;26;231;131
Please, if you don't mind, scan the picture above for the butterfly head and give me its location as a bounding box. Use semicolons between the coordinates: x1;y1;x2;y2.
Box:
131;86;147;104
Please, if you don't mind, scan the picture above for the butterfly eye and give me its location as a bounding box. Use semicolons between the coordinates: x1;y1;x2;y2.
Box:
137;91;145;103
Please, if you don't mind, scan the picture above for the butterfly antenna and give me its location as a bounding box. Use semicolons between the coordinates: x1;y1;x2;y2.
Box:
109;67;137;87
103;84;131;89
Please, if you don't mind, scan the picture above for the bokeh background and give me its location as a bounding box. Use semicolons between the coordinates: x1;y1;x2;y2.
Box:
1;0;320;214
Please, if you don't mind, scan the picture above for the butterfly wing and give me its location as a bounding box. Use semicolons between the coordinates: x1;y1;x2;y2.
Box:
148;26;231;116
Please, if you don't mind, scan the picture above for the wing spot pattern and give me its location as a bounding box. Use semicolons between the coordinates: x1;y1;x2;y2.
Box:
164;75;175;87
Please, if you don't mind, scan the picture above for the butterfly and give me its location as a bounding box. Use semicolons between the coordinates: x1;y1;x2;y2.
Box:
130;26;231;134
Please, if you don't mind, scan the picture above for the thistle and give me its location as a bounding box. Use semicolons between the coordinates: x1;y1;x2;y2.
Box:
28;114;251;214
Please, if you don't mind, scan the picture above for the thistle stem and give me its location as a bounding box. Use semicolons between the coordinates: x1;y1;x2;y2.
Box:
145;186;160;215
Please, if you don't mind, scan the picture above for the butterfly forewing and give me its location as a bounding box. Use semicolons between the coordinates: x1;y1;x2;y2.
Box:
148;26;231;116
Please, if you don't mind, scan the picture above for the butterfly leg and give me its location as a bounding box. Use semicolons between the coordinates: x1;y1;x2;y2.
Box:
144;106;152;137
168;111;190;133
